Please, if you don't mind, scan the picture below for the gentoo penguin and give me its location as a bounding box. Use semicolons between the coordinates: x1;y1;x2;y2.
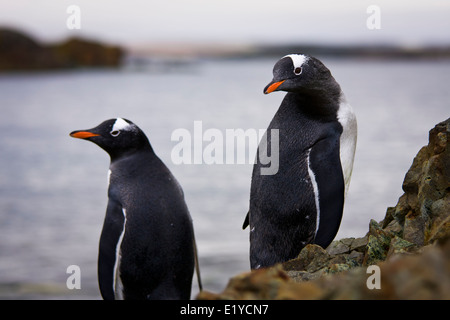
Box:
243;54;357;269
70;118;201;299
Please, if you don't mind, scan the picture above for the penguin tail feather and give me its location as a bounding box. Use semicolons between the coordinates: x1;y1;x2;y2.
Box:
192;234;203;292
242;211;250;230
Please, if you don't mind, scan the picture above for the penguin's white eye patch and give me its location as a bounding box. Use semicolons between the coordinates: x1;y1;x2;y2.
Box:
110;130;121;137
283;54;308;76
112;118;131;132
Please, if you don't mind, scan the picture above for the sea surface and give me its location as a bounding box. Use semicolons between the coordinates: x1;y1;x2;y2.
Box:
0;57;448;299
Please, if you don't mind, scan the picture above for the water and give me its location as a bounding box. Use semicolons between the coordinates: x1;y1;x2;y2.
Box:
0;58;448;299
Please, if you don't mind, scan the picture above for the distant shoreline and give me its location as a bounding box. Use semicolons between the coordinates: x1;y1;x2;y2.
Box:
242;43;450;60
2;26;450;72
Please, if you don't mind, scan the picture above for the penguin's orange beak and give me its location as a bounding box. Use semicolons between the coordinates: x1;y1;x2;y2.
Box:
70;131;100;139
264;80;285;94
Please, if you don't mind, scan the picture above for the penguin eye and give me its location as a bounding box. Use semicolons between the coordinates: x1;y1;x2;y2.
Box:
294;67;302;75
110;130;121;137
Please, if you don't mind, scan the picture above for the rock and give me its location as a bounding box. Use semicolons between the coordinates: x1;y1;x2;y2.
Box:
361;118;449;264
364;235;388;266
285;270;323;283
386;236;417;259
428;214;450;244
197;266;291;300
325;241;349;256
382;218;403;236
197;118;450;300
197;239;450;300
283;244;330;273
403;211;425;246
325;236;368;257
396;118;449;246
196;264;329;300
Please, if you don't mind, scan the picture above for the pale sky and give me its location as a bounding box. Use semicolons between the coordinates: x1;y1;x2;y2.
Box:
0;0;449;48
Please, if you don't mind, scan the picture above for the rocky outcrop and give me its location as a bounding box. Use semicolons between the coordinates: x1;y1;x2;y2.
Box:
198;241;449;300
0;28;123;71
198;118;450;300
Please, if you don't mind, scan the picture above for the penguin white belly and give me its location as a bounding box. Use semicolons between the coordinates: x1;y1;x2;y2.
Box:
337;100;357;195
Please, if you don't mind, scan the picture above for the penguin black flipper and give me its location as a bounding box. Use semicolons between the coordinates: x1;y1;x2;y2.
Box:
309;132;345;248
242;211;249;230
97;197;125;300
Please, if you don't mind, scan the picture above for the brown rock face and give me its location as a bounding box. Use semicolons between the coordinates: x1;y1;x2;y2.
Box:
198;118;450;300
392;118;450;246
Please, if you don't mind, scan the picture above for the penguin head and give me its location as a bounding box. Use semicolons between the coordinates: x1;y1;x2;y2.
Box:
70;118;151;159
264;54;338;95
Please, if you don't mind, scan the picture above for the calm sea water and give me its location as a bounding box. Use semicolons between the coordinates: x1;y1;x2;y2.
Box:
0;57;448;299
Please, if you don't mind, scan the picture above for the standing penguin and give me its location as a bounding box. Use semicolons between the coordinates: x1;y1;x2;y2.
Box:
70;118;201;299
243;54;357;269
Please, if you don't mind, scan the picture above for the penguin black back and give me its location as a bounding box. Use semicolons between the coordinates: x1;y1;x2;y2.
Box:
70;118;201;299
244;54;357;269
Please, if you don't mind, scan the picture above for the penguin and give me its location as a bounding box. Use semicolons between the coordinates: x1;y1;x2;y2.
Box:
243;54;357;269
70;118;202;299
